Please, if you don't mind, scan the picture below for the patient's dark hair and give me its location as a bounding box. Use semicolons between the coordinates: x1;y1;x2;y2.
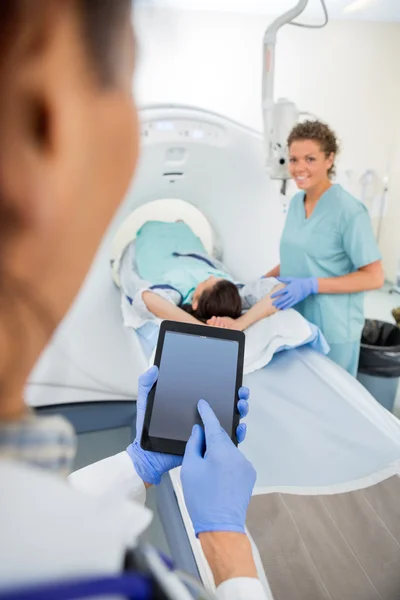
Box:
181;280;242;322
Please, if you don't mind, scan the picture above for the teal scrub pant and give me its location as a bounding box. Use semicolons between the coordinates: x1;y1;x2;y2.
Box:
327;340;361;377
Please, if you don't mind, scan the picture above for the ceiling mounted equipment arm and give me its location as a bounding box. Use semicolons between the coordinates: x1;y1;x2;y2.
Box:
262;0;330;188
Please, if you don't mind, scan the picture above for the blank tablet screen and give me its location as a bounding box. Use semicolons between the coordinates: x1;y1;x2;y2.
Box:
148;330;239;442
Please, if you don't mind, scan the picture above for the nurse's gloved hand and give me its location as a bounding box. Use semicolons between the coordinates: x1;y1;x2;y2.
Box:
271;276;319;310
126;367;250;486
181;400;256;536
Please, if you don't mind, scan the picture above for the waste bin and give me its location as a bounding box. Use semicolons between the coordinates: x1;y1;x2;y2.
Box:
357;319;400;412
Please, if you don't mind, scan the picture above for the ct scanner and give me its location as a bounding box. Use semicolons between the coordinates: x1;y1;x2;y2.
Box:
26;104;400;587
27;105;288;408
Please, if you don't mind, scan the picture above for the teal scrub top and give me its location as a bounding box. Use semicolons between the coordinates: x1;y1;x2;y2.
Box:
280;184;381;344
135;220;233;304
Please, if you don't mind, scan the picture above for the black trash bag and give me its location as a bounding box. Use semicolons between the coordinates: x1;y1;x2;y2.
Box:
358;319;400;378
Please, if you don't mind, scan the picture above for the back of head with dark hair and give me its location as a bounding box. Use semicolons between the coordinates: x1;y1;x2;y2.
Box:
0;0;132;395
0;0;131;228
0;0;131;82
182;280;242;323
0;0;131;245
77;0;132;85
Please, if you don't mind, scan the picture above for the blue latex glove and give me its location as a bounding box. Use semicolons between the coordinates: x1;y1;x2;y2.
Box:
180;400;256;536
271;276;318;310
127;366;250;486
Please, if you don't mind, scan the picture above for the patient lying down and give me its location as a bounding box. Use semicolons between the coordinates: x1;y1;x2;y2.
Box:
119;220;284;332
146;275;282;332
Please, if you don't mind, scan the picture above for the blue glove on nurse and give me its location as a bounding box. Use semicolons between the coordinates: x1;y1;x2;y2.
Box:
127;366;250;486
271;276;319;310
181;400;256;536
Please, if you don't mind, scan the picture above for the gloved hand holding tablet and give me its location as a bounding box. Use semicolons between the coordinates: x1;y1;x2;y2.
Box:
140;320;245;457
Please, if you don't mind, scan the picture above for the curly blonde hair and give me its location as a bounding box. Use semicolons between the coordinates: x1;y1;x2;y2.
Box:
287;120;340;178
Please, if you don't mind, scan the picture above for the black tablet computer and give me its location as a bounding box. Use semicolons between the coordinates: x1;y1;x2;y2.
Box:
140;320;245;456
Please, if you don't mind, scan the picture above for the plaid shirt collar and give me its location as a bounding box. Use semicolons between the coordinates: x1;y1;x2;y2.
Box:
0;411;76;477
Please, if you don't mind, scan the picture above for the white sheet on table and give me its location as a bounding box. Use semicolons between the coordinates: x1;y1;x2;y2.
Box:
243;310;328;374
145;309;328;375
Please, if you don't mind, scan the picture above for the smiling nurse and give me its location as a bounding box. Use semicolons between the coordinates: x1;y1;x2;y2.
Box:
266;121;384;376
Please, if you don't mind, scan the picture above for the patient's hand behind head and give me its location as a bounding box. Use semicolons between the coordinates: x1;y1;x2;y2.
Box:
183;280;242;323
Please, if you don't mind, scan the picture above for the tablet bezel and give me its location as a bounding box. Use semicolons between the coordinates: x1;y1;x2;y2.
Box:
140;320;245;456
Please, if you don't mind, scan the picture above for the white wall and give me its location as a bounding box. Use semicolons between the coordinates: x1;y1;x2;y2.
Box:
133;8;400;281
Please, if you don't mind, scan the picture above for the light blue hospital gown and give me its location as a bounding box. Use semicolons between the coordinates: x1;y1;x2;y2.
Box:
134;220;234;304
280;184;381;376
118;220;279;355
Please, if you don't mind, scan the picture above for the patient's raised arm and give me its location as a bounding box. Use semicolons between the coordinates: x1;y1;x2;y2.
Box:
142;291;204;326
236;282;285;330
263;264;280;279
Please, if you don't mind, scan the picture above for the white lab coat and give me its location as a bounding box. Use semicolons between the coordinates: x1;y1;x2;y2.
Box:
0;453;267;600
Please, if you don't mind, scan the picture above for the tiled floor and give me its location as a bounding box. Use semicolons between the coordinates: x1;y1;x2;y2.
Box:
364;284;400;415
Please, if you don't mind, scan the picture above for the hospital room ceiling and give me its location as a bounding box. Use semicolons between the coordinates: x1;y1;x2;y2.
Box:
135;0;400;22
